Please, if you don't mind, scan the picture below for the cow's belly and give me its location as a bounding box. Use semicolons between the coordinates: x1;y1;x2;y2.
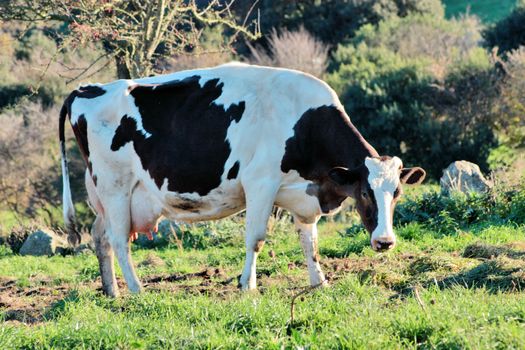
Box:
160;179;246;223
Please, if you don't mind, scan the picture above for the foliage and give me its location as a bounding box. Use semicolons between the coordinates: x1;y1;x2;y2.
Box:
495;47;525;149
0;103;86;229
245;26;329;77
243;0;443;49
0;0;259;79
351;14;482;77
484;1;525;55
326;40;497;178
0;24;116;111
395;184;525;231
0;226;28;254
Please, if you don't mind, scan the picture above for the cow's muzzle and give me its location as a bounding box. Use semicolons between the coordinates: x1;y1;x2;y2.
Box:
371;237;396;252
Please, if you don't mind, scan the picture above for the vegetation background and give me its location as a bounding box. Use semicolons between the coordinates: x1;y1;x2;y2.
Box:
0;0;524;349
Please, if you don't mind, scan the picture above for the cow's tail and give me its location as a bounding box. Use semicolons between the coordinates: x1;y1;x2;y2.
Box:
59;100;81;246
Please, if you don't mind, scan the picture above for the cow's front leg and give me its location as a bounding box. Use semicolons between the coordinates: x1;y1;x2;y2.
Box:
239;178;279;291
103;195;142;294
294;216;327;286
92;215;119;297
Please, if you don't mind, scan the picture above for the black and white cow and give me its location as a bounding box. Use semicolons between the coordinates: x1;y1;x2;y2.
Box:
60;63;426;296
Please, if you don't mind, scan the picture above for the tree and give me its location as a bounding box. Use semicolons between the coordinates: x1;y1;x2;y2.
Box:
0;0;260;79
234;0;443;50
484;1;525;57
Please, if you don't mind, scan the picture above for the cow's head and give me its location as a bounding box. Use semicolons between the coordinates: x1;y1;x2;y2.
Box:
329;156;425;252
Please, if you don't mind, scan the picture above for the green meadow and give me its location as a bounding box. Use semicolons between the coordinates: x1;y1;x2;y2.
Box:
1;186;525;349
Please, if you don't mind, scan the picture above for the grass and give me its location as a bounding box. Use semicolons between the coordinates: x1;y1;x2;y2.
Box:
0;203;524;349
443;0;518;23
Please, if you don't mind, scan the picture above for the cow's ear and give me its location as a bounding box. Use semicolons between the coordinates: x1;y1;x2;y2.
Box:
329;167;361;186
400;167;426;185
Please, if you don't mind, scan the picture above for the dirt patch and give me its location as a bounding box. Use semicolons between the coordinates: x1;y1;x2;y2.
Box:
0;268;243;325
141;268;251;297
0;278;69;324
3;251;523;325
138;253;166;268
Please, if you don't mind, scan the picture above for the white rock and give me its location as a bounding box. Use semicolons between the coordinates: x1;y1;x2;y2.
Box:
440;161;493;195
19;229;69;256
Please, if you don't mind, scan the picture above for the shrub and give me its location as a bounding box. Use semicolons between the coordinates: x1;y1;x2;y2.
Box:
243;0;444;48
0;226;30;254
351;14;482;77
245;26;328;77
326;41;497;178
495;47;525;150
0;103;86;229
484;1;525;56
395;183;525;231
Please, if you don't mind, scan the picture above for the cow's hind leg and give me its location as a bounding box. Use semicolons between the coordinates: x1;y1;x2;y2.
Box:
92;215;119;297
103;195;142;293
239;178;279;291
294;217;327;286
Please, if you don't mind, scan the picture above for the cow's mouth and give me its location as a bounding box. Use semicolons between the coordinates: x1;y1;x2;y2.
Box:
371;238;395;252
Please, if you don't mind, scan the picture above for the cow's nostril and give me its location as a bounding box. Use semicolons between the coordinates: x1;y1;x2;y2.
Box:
376;241;394;251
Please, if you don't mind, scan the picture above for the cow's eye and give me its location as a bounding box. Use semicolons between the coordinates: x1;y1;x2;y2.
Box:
362;192;368;199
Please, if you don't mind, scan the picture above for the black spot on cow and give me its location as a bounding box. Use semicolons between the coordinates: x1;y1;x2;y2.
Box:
281;105;379;216
111;115;143;151
76;85;106;99
71;114;91;171
281;105;376;179
112;75;245;196
227;161;240;180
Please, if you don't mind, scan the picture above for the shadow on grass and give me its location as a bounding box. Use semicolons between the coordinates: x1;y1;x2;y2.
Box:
44;290;81;321
320;225;370;258
394;243;525;298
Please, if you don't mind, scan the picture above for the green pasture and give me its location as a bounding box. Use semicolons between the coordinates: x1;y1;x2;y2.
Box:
1;186;525;349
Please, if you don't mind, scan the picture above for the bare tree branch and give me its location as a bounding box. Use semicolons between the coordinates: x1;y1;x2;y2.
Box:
0;0;260;78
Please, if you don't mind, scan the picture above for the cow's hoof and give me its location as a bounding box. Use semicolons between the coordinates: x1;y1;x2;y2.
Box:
104;289;120;298
310;279;329;288
238;281;257;292
127;285;143;294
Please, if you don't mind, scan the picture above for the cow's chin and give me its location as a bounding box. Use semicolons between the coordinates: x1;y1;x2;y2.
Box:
370;235;396;252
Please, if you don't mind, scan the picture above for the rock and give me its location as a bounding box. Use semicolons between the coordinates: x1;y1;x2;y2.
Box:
440;161;493;195
19;229;70;256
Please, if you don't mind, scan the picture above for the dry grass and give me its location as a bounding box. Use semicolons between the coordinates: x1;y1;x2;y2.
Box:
245;26;329;78
165;51;233;72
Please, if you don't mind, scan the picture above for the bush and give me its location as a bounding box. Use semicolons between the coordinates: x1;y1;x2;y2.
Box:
0;226;29;254
495;47;525;149
247;0;444;48
0;103;86;229
326;41;497;178
484;2;525;56
351;14;482;75
245;26;328;77
395;183;525;231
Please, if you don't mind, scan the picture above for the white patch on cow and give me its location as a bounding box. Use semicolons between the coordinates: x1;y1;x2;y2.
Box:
365;156;402;250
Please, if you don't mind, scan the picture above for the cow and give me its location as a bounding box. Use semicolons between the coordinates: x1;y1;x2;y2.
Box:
59;62;426;297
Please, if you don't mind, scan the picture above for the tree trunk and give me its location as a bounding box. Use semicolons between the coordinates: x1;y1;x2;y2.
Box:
115;54;132;79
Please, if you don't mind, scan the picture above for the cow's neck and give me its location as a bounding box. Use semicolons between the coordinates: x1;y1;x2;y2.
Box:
281;105;379;182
